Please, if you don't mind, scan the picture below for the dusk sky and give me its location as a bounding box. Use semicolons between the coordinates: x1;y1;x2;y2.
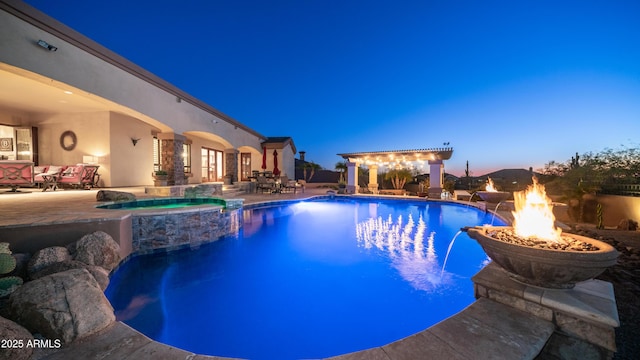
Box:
25;0;640;177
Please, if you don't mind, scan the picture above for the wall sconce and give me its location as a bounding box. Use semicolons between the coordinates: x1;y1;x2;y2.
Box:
37;39;57;52
131;137;141;146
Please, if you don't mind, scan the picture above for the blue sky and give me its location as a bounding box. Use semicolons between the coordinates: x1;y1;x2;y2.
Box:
25;0;640;176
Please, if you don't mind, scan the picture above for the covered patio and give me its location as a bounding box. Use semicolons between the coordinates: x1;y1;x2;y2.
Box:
337;147;453;197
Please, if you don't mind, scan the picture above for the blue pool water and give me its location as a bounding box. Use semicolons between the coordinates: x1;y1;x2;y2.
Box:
105;198;504;359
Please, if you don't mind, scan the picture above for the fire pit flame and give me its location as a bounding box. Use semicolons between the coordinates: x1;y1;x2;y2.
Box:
485;177;499;192
512;177;562;243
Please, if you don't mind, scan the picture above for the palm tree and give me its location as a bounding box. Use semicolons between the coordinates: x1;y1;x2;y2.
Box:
334;161;347;183
385;168;412;190
298;161;321;182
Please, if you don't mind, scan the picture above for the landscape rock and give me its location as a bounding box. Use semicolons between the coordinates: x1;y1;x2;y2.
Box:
7;268;115;344
84;265;110;290
73;231;121;271
0;315;34;360
10;252;30;279
184;183;221;198
617;218;639;231
27;246;70;277
30;260;110;290
96;190;136;202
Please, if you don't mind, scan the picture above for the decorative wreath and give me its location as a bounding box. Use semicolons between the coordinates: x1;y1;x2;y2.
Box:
60;130;77;151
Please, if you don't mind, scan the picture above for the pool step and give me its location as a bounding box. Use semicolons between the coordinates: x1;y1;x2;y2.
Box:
222;184;246;197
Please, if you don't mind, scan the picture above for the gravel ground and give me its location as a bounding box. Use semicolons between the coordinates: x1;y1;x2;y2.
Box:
570;226;640;360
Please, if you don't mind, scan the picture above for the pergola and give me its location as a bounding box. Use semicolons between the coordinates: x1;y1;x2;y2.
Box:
337;147;454;197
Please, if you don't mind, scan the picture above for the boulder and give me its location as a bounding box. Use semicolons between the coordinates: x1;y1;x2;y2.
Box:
96;190;136;202
30;260;110;290
617;218;639;231
11;252;31;279
73;231;121;271
0;316;34;360
184;183;220;198
7;268;115;344
84;265;110;290
27;246;70;278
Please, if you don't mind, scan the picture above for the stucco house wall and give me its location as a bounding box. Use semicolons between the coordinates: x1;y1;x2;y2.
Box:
1;0;293;187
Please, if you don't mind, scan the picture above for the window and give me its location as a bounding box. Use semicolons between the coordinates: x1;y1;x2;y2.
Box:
183;143;192;174
153;137;161;171
240;153;251;181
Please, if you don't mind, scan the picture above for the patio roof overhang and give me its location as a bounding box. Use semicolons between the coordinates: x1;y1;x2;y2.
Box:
337;147;453;165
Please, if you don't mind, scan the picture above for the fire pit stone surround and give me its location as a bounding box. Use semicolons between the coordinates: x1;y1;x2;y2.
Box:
473;263;619;358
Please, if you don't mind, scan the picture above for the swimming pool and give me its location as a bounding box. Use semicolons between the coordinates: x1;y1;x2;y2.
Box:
105;197;504;359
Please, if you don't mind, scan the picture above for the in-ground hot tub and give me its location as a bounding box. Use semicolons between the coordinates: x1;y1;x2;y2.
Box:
97;197;242;254
96;197;227;210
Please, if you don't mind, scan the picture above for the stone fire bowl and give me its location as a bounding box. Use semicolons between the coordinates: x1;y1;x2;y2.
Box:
476;191;510;203
466;226;619;289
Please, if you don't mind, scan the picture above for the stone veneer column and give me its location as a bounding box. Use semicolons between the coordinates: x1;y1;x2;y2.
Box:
158;133;186;186
224;148;238;182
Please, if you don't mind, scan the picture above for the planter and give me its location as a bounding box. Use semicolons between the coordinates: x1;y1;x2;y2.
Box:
476;191;510;203
466;226;619;289
153;175;168;187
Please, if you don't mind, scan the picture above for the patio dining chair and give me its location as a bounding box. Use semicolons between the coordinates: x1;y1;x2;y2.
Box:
256;176;276;193
279;175;298;193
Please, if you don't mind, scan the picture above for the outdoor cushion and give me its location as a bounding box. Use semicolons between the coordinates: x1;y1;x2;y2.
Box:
62;167;77;176
34;166;47;174
48;165;64;174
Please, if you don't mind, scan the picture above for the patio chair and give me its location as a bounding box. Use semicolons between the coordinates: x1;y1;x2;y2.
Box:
58;164;100;189
256;176;276;194
279;175;298;194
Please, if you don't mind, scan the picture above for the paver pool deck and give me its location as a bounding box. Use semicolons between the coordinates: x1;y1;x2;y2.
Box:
0;186;618;359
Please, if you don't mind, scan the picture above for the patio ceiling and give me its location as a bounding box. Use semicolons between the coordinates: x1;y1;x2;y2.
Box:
0;65;169;132
0;66;111;115
338;148;454;165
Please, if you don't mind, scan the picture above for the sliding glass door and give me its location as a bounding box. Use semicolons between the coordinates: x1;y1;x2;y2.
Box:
201;147;223;182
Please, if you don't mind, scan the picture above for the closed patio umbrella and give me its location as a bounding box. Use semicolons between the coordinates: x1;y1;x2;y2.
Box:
261;147;267;170
272;149;280;176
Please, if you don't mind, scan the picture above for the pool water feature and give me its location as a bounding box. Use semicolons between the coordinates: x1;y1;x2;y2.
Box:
105;198;505;359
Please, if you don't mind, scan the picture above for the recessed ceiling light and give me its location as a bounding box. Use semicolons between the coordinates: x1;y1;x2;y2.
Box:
63;90;73;95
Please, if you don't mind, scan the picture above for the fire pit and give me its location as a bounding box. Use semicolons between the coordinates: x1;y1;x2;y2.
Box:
476;177;510;203
466;178;618;289
466;226;618;288
476;191;510;203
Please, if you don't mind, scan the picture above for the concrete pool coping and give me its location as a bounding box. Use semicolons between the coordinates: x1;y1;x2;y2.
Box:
36;263;619;360
0;186;616;359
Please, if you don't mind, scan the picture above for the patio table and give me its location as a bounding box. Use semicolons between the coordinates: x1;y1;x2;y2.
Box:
40;173;58;192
